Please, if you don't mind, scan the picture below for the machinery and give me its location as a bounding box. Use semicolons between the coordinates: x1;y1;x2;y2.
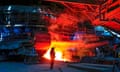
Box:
0;5;49;63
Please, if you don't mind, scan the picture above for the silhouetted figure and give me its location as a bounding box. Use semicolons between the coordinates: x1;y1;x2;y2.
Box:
50;47;55;70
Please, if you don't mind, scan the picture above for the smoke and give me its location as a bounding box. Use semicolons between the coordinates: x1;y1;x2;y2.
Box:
47;9;93;41
41;5;108;61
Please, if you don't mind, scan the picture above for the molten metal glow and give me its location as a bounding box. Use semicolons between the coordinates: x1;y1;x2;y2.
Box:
44;48;65;61
43;34;109;62
43;41;75;61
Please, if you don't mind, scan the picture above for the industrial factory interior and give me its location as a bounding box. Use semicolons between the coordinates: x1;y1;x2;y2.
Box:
0;0;120;72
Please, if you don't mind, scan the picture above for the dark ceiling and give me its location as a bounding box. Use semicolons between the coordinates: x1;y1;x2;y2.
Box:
0;0;40;6
0;0;107;6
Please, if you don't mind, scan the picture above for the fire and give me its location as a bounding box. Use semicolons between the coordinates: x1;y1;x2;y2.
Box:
43;35;108;62
43;48;65;61
43;41;73;61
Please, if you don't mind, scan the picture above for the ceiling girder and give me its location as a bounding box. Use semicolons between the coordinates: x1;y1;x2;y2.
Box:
44;0;107;5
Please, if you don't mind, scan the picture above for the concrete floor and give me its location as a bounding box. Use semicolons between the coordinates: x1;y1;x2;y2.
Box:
0;61;119;72
0;61;65;72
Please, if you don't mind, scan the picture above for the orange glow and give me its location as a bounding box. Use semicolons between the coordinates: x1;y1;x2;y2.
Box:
41;8;109;62
43;41;77;61
44;48;66;61
43;34;109;62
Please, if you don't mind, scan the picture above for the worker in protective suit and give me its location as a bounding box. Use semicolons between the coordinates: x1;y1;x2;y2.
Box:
50;47;55;69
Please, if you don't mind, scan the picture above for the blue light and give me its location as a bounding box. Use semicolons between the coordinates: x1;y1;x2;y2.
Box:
95;26;112;36
3;27;10;33
0;33;3;41
8;6;12;11
94;26;104;31
13;27;21;35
